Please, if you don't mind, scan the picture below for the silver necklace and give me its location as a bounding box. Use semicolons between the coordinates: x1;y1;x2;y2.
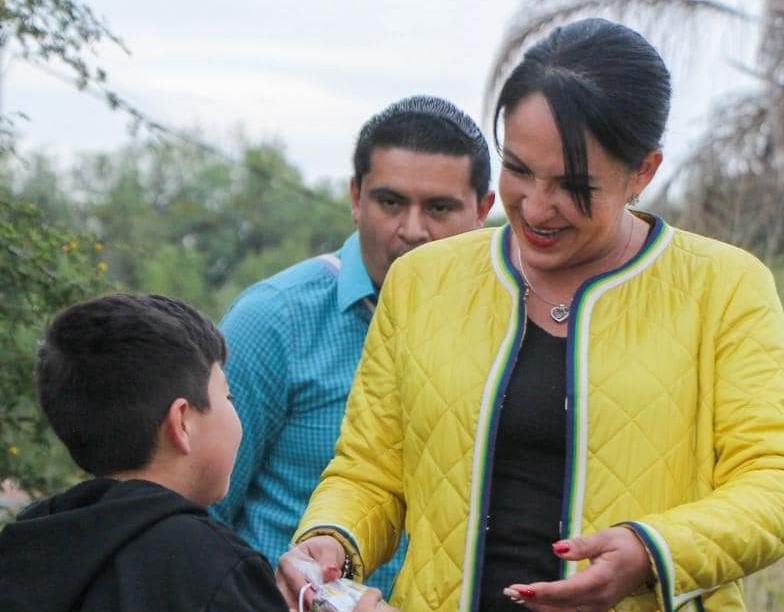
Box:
515;245;572;323
515;216;635;324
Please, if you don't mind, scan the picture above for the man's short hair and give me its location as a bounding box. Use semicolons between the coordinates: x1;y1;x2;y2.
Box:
37;293;226;476
353;95;492;199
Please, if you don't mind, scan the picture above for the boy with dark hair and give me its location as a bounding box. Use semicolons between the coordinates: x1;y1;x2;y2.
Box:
0;293;384;612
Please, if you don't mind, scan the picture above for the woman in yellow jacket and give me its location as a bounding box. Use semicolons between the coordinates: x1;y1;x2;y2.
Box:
278;19;784;612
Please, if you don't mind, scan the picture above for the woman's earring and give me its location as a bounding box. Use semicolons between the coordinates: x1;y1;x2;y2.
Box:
627;193;640;208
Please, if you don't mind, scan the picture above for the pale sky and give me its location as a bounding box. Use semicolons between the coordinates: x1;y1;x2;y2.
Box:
2;0;762;202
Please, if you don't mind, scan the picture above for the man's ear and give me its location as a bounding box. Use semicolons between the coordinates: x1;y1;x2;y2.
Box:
349;177;362;227
164;398;193;455
476;191;496;227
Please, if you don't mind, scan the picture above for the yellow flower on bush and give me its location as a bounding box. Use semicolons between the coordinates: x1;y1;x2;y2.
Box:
8;446;19;457
97;261;109;274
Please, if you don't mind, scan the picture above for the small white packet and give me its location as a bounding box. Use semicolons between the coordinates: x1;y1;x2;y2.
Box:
311;578;370;612
289;553;371;612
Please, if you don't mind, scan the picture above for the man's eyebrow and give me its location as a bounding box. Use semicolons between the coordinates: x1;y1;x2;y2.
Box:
423;196;465;208
369;187;408;202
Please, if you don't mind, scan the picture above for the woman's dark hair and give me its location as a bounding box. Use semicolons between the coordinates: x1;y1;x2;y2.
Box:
37;293;227;476
493;18;671;215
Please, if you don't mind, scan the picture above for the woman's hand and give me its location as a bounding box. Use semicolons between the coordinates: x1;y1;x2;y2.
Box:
275;535;345;611
275;537;398;612
503;526;653;611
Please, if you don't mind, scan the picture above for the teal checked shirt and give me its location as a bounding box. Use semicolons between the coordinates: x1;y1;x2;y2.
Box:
210;232;405;595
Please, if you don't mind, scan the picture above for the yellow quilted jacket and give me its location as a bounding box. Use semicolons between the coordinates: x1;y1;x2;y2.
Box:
295;217;784;612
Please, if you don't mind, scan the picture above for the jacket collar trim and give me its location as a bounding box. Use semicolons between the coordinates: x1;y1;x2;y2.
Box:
459;225;527;611
560;212;674;577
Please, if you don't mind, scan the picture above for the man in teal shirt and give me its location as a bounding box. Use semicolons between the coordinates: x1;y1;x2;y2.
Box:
211;96;494;593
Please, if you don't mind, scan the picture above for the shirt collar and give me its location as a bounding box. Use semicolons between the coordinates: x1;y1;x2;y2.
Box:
336;232;377;312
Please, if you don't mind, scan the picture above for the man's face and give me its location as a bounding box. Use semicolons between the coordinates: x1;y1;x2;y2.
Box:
351;147;494;287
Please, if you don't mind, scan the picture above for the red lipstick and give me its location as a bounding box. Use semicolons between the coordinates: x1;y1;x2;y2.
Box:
522;224;562;248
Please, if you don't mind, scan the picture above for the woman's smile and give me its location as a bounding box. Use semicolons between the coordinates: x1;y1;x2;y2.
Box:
522;223;569;248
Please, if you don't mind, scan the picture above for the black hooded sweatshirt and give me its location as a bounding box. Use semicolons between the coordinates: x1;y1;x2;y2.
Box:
0;478;287;612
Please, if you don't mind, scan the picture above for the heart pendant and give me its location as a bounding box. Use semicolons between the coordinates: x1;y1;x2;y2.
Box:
550;304;570;323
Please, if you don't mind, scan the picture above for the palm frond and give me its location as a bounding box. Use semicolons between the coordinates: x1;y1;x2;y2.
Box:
483;0;753;122
651;91;784;261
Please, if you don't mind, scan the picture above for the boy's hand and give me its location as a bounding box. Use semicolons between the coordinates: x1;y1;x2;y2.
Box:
275;535;345;611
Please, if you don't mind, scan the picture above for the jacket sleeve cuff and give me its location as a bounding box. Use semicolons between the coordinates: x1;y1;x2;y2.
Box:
294;524;366;582
621;521;708;611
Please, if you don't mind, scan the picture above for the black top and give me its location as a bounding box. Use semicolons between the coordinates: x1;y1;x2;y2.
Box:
479;318;567;611
0;478;287;612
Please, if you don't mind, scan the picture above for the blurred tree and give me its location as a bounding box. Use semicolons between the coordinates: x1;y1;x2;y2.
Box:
0;198;108;502
67;136;353;318
0;0;129;509
139;244;211;309
667;0;784;262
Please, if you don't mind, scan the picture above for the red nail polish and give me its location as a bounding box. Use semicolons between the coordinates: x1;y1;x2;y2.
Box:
515;587;536;599
553;542;570;554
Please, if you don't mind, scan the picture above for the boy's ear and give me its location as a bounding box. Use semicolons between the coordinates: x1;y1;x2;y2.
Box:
164;397;193;455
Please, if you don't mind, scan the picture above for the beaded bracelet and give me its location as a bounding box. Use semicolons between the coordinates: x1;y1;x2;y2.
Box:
341;552;355;580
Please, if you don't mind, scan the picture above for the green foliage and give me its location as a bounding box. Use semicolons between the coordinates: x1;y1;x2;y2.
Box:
63;137;353;318
0;198;108;497
139;244;211;308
